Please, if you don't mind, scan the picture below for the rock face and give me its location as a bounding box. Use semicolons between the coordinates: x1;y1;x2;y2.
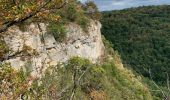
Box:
3;21;105;76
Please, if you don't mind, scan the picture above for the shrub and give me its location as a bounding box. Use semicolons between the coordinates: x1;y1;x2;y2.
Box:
0;63;31;99
83;1;102;21
56;1;90;32
76;16;90;32
0;40;9;59
16;22;28;32
102;36;114;55
47;22;66;42
0;56;153;99
65;3;78;22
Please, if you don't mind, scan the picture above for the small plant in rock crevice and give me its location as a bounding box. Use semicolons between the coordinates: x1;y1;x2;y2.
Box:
46;22;67;42
0;39;9;60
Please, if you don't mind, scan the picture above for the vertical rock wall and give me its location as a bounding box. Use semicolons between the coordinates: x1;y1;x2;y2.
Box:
3;20;105;76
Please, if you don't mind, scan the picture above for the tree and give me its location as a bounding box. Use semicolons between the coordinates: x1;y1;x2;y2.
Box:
0;0;67;33
83;1;102;20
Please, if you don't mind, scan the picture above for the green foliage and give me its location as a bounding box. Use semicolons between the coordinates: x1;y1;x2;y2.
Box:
102;35;114;55
63;3;78;22
0;63;30;99
0;39;9;59
101;5;170;99
47;22;66;42
56;0;90;31
16;21;30;32
76;16;90;32
0;56;153;99
46;0;100;41
0;0;66;33
82;1;102;20
101;5;170;86
142;77;170;99
45;56;152;100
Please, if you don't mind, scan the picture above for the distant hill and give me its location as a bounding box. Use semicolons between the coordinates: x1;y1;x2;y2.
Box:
101;5;170;86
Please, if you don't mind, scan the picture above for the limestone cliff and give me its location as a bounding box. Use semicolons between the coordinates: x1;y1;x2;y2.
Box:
3;21;104;76
1;20;153;99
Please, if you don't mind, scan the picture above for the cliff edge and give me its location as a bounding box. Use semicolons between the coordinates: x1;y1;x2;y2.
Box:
3;20;104;76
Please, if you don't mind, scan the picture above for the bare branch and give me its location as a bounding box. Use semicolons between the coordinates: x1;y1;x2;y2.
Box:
148;68;166;98
166;72;170;91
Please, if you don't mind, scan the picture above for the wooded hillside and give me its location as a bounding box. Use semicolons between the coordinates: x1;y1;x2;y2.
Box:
101;5;170;92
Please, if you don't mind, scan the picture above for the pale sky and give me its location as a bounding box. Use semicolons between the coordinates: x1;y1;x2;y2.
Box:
80;0;170;11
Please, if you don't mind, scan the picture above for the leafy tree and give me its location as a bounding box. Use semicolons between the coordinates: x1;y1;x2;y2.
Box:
101;5;170;98
56;0;90;31
82;1;102;20
0;0;67;33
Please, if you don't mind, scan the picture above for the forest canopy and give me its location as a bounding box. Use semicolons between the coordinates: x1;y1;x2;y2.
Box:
101;5;170;86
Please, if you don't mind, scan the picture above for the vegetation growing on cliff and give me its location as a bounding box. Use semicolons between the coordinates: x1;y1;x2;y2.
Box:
0;38;9;61
0;1;162;100
0;0;101;34
0;55;152;100
0;0;101;59
101;5;170;99
0;32;153;99
46;0;91;42
0;0;67;33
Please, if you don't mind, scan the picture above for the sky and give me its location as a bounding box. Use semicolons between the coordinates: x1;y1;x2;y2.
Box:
80;0;170;11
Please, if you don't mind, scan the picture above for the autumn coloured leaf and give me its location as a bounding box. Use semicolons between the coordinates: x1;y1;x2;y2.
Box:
0;0;66;33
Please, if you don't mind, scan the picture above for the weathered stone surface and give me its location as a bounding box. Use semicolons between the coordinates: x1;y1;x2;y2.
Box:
3;20;105;77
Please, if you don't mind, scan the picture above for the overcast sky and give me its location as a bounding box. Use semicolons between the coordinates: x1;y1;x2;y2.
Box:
80;0;170;11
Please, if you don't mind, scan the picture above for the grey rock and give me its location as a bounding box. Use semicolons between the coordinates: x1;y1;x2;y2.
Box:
3;20;105;77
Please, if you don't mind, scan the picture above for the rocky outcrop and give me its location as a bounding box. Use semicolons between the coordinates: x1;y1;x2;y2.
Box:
3;21;105;76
